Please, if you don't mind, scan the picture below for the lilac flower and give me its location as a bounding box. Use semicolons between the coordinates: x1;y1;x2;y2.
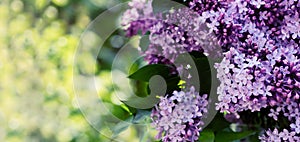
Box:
123;0;300;140
121;0;156;36
122;9;139;28
290;119;300;134
151;86;208;142
281;101;300;121
268;107;281;121
235;0;248;14
259;129;300;142
142;8;221;64
250;0;266;9
188;0;227;15
281;11;300;39
259;11;268;21
260;128;281;142
280;129;297;141
215;48;270;113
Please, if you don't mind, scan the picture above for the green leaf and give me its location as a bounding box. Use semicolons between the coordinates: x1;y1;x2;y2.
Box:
131;80;149;97
198;129;214;142
248;133;260;142
111;104;133;121
120;104;137;115
194;57;212;94
128;56;147;75
128;64;173;82
215;130;256;142
195;58;211;72
189;51;207;59
206;113;230;131
166;76;180;93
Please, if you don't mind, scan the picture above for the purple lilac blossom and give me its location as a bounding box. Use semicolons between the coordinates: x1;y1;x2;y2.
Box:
215;47;270;114
208;0;300;138
151;86;208;142
188;0;228;15
259;128;300;142
144;8;221;64
121;0;156;36
123;2;221;64
122;0;300;140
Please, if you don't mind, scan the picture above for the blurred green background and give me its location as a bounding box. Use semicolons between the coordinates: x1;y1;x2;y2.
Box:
0;0;152;141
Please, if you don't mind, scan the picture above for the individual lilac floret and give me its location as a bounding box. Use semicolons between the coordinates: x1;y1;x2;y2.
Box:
268;107;281;121
151;86;208;142
290;119;300;134
259;128;300;142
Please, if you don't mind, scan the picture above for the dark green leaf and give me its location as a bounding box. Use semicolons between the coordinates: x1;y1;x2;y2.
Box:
166;76;180;93
195;58;211;72
198;129;214;142
215;130;256;142
190;51;207;59
247;133;260;142
206;113;230;131
194;57;212;94
128;64;173;82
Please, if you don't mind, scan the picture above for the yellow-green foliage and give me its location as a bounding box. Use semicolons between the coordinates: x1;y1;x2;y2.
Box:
0;0;148;141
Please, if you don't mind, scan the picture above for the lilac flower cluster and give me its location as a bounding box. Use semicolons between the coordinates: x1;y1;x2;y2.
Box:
270;101;300;135
122;1;214;141
215;40;299;116
122;0;221;64
259;128;300;142
151;87;208;142
201;0;300;139
122;0;300;141
215;48;270;113
196;0;300;140
188;0;227;15
121;0;156;36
